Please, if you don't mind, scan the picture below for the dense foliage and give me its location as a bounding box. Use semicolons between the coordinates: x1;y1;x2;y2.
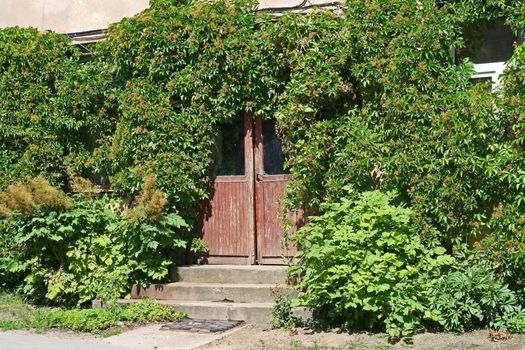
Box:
1;0;525;334
0;28;100;189
289;190;453;337
2;0;525;243
473;30;525;304
428;255;525;332
87;0;287;219
0;296;186;334
0;178;189;307
289;191;525;336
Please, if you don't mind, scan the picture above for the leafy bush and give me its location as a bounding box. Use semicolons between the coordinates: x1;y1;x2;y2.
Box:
36;300;186;333
0;177;73;216
0;296;186;334
0;178;189;307
474;203;525;304
289;190;453;337
118;298;182;323
89;0;269;219
428;255;522;332
470;39;525;304
494;307;525;333
0;220;20;290
272;1;509;249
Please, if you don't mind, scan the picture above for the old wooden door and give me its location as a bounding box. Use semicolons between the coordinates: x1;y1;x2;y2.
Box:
198;113;297;264
253;117;298;264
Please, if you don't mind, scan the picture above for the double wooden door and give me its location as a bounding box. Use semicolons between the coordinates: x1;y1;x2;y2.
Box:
197;113;299;264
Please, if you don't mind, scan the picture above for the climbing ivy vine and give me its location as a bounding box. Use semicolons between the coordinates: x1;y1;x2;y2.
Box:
0;28;82;188
4;0;525;333
1;0;525;244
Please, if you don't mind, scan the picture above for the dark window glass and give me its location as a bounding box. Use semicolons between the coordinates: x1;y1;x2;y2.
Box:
263;119;289;175
209;114;245;176
467;20;515;64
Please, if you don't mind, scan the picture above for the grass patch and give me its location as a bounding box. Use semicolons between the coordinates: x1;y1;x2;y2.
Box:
0;295;185;335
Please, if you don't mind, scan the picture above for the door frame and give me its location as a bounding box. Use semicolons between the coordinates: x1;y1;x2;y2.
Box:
198;113;297;265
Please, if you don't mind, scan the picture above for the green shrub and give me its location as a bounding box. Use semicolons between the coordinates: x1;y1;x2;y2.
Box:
473;39;525;304
494;307;525;333
39;308;117;333
289;190;454;337
0;27;93;189
270;291;303;330
43;300;186;334
474;203;525;304
428;255;521;332
119;298;182;323
0;296;186;334
272;1;511;250
0;179;189;307
0;220;20;290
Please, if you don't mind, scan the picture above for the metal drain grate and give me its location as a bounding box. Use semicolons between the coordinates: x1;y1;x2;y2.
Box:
160;319;244;333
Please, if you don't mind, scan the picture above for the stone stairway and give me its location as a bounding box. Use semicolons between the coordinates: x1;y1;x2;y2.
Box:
125;265;291;324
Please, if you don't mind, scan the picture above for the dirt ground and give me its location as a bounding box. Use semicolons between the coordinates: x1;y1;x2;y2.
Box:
197;324;525;350
2;323;525;350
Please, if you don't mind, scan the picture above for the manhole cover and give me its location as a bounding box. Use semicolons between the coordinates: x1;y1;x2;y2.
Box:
161;319;244;333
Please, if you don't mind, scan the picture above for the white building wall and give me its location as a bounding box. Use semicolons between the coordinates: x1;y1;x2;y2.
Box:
0;0;342;34
0;0;149;33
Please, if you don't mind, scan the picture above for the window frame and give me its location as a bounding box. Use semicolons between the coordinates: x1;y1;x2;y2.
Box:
472;61;506;91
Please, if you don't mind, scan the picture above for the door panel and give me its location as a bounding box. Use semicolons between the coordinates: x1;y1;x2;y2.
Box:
197;114;301;265
261;118;289;175
198;113;255;264
255;174;298;264
254;117;299;264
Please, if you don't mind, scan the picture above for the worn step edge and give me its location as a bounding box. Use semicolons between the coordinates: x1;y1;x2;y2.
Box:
119;299;312;325
161;282;287;287
119;299;275;324
171;265;288;284
131;283;295;303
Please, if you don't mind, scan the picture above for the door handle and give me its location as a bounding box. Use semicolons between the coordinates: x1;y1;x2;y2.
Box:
256;173;264;181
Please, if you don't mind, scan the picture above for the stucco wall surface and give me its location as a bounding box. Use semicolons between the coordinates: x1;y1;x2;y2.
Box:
0;0;343;34
0;0;149;33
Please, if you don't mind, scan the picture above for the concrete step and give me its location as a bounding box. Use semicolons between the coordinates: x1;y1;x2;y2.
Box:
124;265;299;325
120;299;275;324
171;265;287;284
131;282;293;303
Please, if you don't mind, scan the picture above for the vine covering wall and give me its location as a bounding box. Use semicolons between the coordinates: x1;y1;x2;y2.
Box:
1;0;525;263
0;28;82;188
3;0;525;332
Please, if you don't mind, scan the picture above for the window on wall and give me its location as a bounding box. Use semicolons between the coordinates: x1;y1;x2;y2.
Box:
262;119;289;175
471;62;506;89
208;113;245;177
465;20;520;89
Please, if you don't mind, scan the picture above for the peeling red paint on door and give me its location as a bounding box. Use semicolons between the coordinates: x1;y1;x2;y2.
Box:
254;116;302;264
197;114;302;265
198;112;255;265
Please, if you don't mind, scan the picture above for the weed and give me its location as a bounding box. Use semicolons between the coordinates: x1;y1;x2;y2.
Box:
0;297;185;335
270;289;303;330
